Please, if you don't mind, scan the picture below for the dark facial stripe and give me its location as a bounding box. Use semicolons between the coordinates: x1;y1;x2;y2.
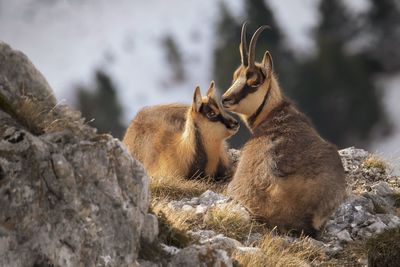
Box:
230;71;264;105
199;104;236;129
187;123;207;179
230;84;258;105
247;83;272;128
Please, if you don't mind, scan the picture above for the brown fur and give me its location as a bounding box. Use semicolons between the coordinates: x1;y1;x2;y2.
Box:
123;84;239;179
222;28;346;236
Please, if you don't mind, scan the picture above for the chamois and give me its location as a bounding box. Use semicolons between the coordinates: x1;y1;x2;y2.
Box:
221;23;346;237
123;82;239;179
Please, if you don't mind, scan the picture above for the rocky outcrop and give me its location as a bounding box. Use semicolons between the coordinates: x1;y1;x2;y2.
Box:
162;147;400;263
0;41;234;267
0;41;153;266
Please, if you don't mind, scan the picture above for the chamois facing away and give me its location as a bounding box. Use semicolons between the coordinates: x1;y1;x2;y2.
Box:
123;82;239;180
221;23;346;237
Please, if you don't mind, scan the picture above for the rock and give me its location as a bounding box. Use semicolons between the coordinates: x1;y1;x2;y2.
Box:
339;147;369;162
0;42;154;267
142;214;159;244
336;230;353;242
195;204;208;214
0;41;56;134
161;244;180;256
235;246;261;253
325;242;344;256
372;182;395;196
199;234;243;254
188;197;200;206
170;245;232;267
199;190;229;206
189;230;218;241
324;195;400;240
182;205;194;212
367;220;387;234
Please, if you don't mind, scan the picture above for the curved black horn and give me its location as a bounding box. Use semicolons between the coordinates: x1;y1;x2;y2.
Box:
248;25;270;68
240;22;249;66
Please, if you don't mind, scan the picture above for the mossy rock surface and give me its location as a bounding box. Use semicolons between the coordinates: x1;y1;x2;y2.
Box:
366;227;400;267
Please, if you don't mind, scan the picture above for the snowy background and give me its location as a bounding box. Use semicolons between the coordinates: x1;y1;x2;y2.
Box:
0;0;398;172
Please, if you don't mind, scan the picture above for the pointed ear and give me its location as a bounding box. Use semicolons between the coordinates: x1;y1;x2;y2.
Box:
206;81;216;97
192;86;203;112
261;51;273;77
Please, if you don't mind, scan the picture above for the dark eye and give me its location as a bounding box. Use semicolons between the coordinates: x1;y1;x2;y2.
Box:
246;71;254;79
207;111;217;119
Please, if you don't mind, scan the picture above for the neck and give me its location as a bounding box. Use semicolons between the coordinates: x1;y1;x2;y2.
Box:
181;110;226;177
245;76;283;131
178;110;199;174
201;132;226;176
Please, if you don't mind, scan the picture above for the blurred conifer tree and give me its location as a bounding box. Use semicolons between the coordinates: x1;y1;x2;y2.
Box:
292;0;390;147
77;70;125;139
163;35;185;84
363;0;400;73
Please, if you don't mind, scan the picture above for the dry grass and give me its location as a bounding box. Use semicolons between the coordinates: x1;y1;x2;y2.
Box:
203;202;265;242
150;175;212;200
232;232;322;267
362;155;388;171
151;199;199;247
366;227;400;266
150;175;325;266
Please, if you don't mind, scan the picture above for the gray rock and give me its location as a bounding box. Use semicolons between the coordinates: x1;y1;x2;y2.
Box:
336;230;353;242
372;182;395;196
199;190;229;206
235;246;260;253
324;190;400;242
195;204;208;214
168;191;230;216
182;204;194;212
142;214;159;244
339;147;369;164
161;244;180;256
170;245;232;267
367;220;387;234
325;242;344;256
199;234;243;254
0;42;152;267
189;230;218;241
0;41;56;134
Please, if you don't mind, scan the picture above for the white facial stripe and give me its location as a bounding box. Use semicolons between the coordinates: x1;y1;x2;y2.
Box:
224;76;246;97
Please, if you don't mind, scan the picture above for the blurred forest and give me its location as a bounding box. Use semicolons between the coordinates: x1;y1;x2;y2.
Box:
77;70;125;139
74;0;400;149
214;0;399;148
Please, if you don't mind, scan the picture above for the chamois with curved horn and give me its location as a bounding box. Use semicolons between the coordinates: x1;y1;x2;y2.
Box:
221;24;346;237
123;82;239;179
